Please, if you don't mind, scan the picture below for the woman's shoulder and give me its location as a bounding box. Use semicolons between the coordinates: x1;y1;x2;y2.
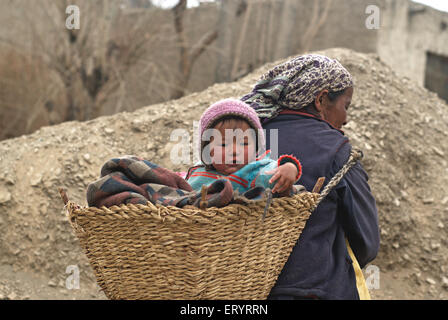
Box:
265;113;346;139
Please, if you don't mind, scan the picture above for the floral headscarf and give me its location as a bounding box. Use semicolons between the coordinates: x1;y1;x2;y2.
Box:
241;54;354;120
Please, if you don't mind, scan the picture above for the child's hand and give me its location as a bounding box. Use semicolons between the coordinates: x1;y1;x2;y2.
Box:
265;162;298;194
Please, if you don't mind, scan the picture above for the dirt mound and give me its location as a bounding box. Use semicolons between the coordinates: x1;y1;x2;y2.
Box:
1;48;447;299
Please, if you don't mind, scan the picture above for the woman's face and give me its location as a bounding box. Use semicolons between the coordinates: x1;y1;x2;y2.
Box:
321;87;353;130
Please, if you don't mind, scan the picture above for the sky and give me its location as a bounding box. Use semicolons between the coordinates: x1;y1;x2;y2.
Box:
412;0;448;12
150;0;448;12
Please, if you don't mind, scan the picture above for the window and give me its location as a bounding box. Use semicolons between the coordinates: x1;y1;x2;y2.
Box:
425;51;448;102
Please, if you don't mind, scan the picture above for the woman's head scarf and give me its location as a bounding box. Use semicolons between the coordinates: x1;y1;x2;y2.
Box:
241;54;354;120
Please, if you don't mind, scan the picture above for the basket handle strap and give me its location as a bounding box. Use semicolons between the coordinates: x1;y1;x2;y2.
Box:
312;148;363;210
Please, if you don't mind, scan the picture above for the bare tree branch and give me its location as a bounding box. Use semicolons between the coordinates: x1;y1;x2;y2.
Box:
170;0;217;99
231;0;253;80
190;30;218;65
299;0;334;53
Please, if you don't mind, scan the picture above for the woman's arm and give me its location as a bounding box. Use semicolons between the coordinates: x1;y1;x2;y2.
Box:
333;146;380;268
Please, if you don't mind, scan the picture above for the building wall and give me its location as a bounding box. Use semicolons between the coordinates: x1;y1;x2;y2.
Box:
309;0;381;54
377;0;448;88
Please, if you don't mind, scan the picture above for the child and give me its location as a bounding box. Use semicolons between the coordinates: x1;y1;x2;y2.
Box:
185;98;302;197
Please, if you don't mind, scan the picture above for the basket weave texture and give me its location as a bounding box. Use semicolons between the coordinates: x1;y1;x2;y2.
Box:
66;191;318;300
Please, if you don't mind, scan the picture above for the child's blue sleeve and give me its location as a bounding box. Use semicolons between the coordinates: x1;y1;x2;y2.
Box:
252;160;277;189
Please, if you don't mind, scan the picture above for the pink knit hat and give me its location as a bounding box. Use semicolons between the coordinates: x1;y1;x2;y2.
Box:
199;98;266;163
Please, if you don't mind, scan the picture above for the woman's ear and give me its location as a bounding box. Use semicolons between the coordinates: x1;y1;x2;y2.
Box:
314;89;329;114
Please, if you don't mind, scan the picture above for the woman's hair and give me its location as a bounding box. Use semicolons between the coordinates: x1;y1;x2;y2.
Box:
298;88;347;118
327;88;347;102
303;88;347;110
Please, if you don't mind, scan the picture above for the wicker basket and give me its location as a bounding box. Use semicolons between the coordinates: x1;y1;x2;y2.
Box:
61;150;362;300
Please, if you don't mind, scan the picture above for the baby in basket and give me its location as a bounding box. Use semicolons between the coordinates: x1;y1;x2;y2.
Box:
86;98;303;208
185;98;302;197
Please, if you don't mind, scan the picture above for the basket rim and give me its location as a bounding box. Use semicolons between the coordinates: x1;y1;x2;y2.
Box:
66;191;319;224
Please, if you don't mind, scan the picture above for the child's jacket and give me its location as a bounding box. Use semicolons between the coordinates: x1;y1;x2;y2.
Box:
186;151;300;194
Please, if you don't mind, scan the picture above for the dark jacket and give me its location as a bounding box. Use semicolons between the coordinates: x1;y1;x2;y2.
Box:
263;112;380;300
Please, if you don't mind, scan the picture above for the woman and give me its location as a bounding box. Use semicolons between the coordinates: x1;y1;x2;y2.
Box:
241;54;380;300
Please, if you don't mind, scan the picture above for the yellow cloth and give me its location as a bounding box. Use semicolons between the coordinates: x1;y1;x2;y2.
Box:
345;238;371;300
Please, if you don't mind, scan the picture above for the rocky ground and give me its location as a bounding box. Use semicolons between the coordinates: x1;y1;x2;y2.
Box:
1;48;447;300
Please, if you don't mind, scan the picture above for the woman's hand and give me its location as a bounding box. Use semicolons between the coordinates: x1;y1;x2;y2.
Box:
265;162;298;195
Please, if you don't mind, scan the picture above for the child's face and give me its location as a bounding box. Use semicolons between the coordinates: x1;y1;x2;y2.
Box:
209;119;257;175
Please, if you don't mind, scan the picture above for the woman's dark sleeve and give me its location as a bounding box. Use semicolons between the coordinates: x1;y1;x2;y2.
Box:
333;145;380;268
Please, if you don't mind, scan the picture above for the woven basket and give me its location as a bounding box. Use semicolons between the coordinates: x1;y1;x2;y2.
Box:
61;150;362;300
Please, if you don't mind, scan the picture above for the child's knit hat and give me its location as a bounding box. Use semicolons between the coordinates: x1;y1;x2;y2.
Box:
198;98;266;163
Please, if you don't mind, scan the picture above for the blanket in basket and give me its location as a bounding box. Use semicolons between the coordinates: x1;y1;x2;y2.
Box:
86;155;296;208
